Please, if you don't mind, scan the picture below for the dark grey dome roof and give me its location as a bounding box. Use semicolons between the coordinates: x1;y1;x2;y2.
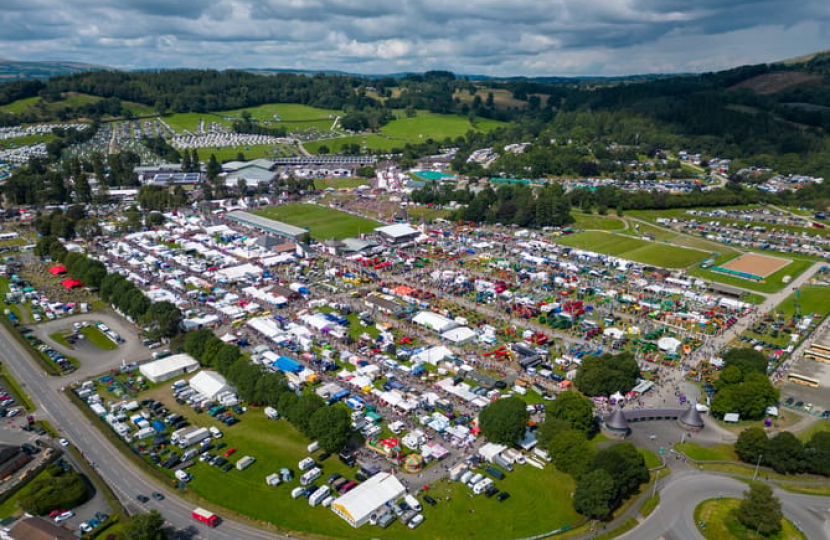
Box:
605;407;629;431
678;406;705;429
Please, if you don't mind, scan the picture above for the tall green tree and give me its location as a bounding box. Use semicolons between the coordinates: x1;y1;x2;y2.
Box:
736;484;782;537
573;469;616;519
479;397;530;445
545;391;596;436
735;427;768;464
124;511;167;540
309;406;352;452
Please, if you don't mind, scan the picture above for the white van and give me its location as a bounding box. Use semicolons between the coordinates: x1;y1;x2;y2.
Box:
209;426;223;438
322;496;335;507
307;441;320;453
300;467;322;486
404;494;422;512
460;471;473;485
309;485;330;507
291;487;305;499
298;457;316;471
467;473;483;487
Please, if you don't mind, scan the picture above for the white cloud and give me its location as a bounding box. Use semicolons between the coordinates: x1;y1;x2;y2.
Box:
0;0;827;75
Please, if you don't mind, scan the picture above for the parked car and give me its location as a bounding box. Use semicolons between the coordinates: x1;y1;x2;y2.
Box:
54;510;74;523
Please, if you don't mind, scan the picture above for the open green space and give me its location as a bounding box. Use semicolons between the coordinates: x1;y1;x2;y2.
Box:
80;325;118;350
675;442;738;461
0;96;41;114
687;258;814;294
774;285;830;319
0;134;55;150
253;203;380;240
220;103;341;133
304;134;405;153
380;112;506;143
554;231;709;268
205;144;279;163
639;448;662;469
161;112;232;133
695;498;806;540
572;212;626;231
48;331;72;349
316;177;371;190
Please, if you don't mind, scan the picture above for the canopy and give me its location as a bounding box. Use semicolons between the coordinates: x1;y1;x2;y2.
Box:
61;279;83;289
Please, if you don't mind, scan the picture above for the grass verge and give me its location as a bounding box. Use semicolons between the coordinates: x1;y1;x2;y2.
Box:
80;325;118;351
640;494;660;518
0;365;35;411
695;498;806;540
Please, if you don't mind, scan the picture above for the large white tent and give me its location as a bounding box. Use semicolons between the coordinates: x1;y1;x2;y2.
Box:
331;472;406;527
189;371;235;400
139;354;200;383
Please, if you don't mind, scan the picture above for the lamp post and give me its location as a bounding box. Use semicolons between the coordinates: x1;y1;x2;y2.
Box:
753;453;763;481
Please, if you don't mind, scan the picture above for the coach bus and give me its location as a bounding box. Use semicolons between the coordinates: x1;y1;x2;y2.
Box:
787;373;820;388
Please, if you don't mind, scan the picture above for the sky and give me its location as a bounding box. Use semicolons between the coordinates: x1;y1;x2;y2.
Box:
1;0;829;77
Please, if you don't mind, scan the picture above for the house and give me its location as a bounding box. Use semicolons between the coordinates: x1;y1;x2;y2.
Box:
4;516;75;540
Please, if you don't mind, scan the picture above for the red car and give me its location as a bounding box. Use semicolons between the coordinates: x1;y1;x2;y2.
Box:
223;448;236;457
48;510;66;518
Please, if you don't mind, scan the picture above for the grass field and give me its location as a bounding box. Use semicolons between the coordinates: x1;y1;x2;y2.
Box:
774;286;830;319
221;103;341;133
554;231;709;268
0;96;41;114
675;442;738;461
315;177;370;190
253;204;380;240
304;134;407;154
49;331;72;349
161;112;232;133
80;325;118;350
0;134;55;150
695;498;806;540
573;212;626;231
380;113;506;143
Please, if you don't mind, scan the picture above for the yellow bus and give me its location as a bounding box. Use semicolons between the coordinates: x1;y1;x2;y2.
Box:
787;373;820;388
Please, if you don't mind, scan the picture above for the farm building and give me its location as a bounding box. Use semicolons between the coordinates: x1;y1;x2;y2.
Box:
226;210;308;240
139;354;200;383
375;224;419;244
189;371;235;401
330;472;406;528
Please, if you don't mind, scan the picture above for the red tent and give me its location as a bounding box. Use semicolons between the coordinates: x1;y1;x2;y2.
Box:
48;265;67;276
61;279;83;290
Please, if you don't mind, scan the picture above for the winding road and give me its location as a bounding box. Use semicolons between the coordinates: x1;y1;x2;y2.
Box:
618;470;830;540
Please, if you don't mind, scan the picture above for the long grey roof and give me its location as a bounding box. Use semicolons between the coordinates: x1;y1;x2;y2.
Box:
226;210;307;238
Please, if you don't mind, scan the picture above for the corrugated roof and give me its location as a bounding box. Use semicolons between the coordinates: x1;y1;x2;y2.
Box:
226;211;307;238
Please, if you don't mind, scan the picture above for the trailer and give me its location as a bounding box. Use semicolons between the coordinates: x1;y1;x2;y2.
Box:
176;427;210;449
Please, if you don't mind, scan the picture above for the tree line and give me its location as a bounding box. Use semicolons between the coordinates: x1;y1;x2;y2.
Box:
35;233;182;340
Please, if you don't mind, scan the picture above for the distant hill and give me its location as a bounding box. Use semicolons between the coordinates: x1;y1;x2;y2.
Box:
0;60;108;80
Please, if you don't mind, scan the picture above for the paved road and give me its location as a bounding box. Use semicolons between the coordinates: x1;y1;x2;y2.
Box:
618;471;830;540
0;322;286;540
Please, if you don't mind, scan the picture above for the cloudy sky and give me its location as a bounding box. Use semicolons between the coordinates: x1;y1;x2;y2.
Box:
1;0;829;76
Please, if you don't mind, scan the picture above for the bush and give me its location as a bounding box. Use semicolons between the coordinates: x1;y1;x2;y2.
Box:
18;468;89;515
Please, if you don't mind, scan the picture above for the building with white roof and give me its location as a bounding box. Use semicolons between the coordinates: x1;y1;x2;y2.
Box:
412;311;457;334
189;371;235;401
330;472;406;528
139;354;200;383
375;224;419;244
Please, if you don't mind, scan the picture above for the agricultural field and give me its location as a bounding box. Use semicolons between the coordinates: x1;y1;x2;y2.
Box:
380;112;506;143
253;203;380;240
452;88;539;109
554;231;709;268
221;103;341;133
